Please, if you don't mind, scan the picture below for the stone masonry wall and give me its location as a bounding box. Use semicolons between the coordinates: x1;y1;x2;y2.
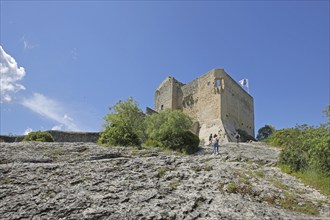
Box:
154;68;255;143
47;130;100;143
0;131;100;143
219;70;254;139
155;77;173;112
183;70;223;143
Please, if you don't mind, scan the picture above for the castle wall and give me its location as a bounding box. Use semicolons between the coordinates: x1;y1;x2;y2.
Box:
154;77;173;112
154;68;255;144
181;70;224;144
172;78;184;110
154;77;184;112
181;78;199;120
218;72;254;140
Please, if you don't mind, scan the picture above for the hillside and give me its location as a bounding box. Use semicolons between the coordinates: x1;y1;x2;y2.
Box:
0;142;329;219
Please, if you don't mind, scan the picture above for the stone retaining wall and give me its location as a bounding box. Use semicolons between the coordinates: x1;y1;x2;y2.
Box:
0;131;100;143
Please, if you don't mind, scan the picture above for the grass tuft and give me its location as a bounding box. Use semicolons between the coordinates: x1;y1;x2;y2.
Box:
156;167;167;178
279;165;330;196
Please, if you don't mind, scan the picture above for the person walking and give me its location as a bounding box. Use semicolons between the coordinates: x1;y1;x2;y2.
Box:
235;132;240;147
212;134;219;155
208;133;213;146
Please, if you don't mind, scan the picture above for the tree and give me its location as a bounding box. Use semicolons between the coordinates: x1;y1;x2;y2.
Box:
257;125;276;141
322;104;330;118
270;106;330;174
23;131;54;142
145;109;200;154
98;97;145;147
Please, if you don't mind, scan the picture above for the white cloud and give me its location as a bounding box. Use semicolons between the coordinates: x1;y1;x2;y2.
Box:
21;36;39;50
51;125;63;130
0;45;26;103
21;93;79;131
24;128;33;135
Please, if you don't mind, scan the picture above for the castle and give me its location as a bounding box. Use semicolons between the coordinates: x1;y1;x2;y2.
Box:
153;68;255;143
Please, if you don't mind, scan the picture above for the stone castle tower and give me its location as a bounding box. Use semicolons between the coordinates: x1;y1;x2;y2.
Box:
154;68;255;143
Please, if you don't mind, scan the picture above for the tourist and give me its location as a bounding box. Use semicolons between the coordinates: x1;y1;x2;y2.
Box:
213;134;219;155
208;133;213;146
235;132;240;146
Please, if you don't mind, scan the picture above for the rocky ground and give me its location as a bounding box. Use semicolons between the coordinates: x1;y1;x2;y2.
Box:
0;142;329;220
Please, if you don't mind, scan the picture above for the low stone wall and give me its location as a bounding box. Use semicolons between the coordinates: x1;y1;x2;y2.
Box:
0;135;24;143
0;131;100;143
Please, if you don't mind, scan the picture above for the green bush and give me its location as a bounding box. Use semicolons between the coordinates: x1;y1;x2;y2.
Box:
257;125;275;141
307;125;330;173
98;123;141;147
98;97;145;147
279;139;309;172
267;105;330;195
143;139;161;148
181;131;200;154
267;105;330;176
159;130;200;154
145;109;200;154
274;124;330;174
23;131;54;142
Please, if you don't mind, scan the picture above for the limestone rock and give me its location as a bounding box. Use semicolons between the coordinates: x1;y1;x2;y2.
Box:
0;142;329;219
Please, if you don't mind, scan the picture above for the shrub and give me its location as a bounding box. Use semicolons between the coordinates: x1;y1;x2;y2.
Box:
98;97;145;147
23;131;54;142
257;125;275;141
159;130;200;154
180;131;200;154
98;123;141;147
268;106;329;176
227;182;237;193
275;124;330;174
145;109;200;154
143;139;161;148
307;125;330;173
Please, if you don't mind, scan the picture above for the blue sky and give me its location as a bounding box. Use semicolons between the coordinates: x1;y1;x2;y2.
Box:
1;1;329;135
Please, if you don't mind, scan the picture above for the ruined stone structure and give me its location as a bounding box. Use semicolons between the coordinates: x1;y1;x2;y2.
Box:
154;68;254;143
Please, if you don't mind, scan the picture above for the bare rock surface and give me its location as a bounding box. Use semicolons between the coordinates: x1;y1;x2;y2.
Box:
0;142;329;219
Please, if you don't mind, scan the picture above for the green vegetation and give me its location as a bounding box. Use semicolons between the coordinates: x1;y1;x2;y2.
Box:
227;182;237;193
23;131;54;142
294;170;330;196
279;165;330;196
254;170;265;179
270;177;289;191
99;98;200;154
145;109;200;154
268;124;329;173
256;125;275;141
262;195;277;205
203;164;213;171
98;97;146;147
156;167;167;178
169;179;180;190
279;192;319;216
261;105;330;195
50;148;64;160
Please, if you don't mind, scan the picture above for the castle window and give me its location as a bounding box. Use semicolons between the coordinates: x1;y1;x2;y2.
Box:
161;105;164;110
216;79;221;87
207;82;210;86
